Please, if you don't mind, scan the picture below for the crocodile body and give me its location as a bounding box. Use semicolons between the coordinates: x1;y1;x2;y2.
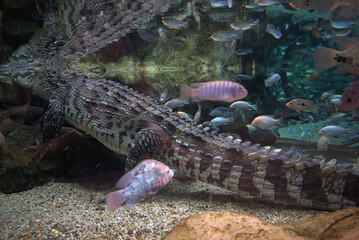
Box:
1;0;359;211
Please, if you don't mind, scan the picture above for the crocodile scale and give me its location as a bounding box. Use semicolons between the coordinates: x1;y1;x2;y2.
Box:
1;0;358;210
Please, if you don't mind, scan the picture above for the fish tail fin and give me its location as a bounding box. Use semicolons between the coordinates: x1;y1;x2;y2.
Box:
180;84;192;100
106;190;126;212
252;104;258;111
277;117;284;126
314;46;340;72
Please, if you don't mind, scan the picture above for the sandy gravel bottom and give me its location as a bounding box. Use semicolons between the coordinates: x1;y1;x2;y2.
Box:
0;177;327;239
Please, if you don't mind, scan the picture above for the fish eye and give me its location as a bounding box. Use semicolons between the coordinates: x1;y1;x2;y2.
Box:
347;98;352;102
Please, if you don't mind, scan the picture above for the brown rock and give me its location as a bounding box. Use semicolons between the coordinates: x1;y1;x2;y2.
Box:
279;207;359;240
165;208;359;240
164;211;307;240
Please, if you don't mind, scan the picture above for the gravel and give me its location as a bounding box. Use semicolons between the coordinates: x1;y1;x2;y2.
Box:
0;177;327;239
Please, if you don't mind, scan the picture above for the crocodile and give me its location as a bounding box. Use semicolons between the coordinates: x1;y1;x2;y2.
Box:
1;0;359;211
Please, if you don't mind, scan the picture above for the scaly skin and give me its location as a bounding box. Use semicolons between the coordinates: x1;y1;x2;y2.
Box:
1;0;358;210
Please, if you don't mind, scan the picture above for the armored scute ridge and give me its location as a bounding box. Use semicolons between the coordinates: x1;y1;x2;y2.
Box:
1;0;359;211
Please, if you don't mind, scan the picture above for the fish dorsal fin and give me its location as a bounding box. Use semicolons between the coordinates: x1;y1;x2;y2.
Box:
191;82;207;88
334;36;355;50
116;171;134;189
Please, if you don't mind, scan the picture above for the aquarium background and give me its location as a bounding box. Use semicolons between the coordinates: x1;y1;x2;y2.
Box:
0;0;359;239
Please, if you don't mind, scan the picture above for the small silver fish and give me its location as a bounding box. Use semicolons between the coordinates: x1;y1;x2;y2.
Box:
209;107;233;118
165;98;190;108
319;125;349;137
330;19;357;29
177;111;193;121
162;18;189;29
235;49;253;56
210;0;228;8
106;159;174;211
210;117;234;127
173;2;192;20
230;101;257;111
231;19;259;31
266;23;282;39
320;90;335;101
211;30;243;42
245;3;266;11
264;73;281;87
209;11;238;22
255;0;280;6
236;74;252;81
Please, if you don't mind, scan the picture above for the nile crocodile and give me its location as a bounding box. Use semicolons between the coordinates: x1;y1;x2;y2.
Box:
1;0;358;211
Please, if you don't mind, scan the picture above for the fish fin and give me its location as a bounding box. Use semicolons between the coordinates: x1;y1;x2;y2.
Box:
314;46;340;72
106;190;126;212
277;117;284;126
180;84;192;100
116;171;134;189
124;198;141;208
334;36;354;50
315;0;333;14
191;82;205;88
332;66;347;75
252;104;258;111
193;96;204;102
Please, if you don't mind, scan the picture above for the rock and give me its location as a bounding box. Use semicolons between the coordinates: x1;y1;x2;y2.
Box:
163;211;306;240
249;129;277;146
164;208;359;240
279;207;359;240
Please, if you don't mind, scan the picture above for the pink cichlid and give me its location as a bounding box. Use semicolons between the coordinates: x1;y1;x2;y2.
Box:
338;79;359;111
314;37;359;77
251;115;280;129
106;159;174;211
317;135;330;151
180;81;248;102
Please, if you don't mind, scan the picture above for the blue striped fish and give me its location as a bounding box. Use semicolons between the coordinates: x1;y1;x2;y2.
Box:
180;81;248;102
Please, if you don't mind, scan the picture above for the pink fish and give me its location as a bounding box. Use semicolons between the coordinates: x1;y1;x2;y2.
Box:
106;159;174;211
250;115;280;129
180;81;248;102
314;37;359;77
338;79;359;111
317;135;330;151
